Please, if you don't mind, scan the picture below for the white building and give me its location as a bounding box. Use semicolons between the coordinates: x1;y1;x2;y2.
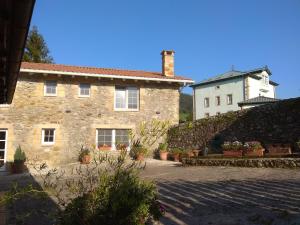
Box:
191;67;279;119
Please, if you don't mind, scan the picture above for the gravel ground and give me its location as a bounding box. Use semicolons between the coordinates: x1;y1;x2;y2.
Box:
142;159;300;225
1;159;300;225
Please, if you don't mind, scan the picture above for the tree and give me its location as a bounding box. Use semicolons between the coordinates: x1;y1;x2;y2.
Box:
23;26;54;63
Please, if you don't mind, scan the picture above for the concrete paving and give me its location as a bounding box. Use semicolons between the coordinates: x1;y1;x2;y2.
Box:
142;159;300;225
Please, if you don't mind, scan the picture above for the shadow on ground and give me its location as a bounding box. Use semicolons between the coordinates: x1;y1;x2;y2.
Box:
0;174;59;225
157;179;300;225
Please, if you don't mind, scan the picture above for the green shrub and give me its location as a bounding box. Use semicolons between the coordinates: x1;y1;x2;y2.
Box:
60;165;163;225
158;142;168;152
78;146;90;162
129;140;148;159
14;145;26;163
170;148;183;154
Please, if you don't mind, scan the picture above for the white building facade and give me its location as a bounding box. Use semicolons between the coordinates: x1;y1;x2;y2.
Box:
191;67;279;120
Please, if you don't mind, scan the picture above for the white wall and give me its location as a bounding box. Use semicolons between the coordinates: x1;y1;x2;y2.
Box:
194;77;244;119
248;71;276;99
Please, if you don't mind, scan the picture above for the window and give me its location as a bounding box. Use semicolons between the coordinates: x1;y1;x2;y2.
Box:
115;86;139;110
79;83;90;97
204;113;210;118
115;130;130;146
204;98;210;108
44;81;57;96
227;94;233;105
42;129;55;145
97;129;130;150
215;85;220;89
97;129;113;147
215;96;220;106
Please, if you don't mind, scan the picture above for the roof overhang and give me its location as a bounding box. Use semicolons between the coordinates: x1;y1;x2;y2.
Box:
0;0;35;103
20;68;195;86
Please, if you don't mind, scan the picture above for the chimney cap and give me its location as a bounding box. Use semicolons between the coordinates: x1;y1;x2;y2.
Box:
161;50;175;56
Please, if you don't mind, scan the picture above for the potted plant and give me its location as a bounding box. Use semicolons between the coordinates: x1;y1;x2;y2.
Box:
243;141;265;157
78;146;91;164
266;143;292;156
222;141;243;157
170;148;183;162
129;140;148;161
98;144;111;151
158;142;168;160
116;143;128;155
12;145;26;173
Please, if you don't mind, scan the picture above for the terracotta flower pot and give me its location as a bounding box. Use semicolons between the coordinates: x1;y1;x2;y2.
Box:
266;144;292;156
244;149;265;157
136;154;144;161
98;146;111;151
172;153;180;162
223;150;243;157
12;161;25;173
159;151;168;160
81;155;91;164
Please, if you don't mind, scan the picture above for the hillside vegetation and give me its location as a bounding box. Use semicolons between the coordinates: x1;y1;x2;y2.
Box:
179;93;193;123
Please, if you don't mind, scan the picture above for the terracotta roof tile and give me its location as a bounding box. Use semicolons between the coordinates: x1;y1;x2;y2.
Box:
21;62;193;82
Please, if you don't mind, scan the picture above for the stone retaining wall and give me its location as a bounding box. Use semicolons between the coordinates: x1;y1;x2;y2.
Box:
182;157;300;169
168;97;300;153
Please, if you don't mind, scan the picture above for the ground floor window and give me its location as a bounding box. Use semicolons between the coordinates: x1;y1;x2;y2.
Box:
42;129;55;145
96;129;130;150
0;130;7;170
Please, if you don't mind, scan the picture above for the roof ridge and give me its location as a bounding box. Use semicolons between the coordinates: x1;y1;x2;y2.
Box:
21;61;162;75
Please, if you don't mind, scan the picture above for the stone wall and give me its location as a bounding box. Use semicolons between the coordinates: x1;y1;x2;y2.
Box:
168;97;300;152
0;73;180;166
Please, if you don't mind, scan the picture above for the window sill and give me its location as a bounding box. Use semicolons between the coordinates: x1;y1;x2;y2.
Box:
114;108;139;112
44;94;57;97
78;95;90;98
41;143;55;146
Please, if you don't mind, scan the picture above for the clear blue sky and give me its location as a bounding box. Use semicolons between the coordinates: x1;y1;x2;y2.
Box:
30;0;300;98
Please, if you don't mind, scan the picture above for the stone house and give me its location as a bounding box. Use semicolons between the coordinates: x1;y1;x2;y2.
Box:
191;67;279;119
0;50;193;169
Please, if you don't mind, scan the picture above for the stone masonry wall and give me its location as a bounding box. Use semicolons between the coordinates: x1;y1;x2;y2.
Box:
168;97;300;152
0;73;180;166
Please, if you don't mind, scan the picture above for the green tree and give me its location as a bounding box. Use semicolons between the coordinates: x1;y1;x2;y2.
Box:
23;26;54;63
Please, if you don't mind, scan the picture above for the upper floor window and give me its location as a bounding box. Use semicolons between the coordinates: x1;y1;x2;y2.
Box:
227;94;233;105
264;75;269;85
42;128;55;145
215;85;220;90
204;98;210;108
115;86;139;110
79;83;90;97
215;96;220;106
44;81;57;96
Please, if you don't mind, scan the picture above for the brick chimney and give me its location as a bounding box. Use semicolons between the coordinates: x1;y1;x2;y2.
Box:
161;50;175;77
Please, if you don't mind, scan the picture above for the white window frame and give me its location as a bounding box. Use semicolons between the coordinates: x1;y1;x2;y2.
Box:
204;97;210;108
0;129;8;171
227;94;233;105
41;129;56;145
44;81;57;96
78;83;91;97
114;86;139;111
96;129;130;150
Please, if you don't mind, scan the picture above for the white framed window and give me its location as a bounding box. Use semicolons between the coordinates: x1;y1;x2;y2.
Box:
79;83;90;97
0;130;7;170
215;96;220;106
96;129;130;150
227;94;233;105
115;86;139;111
215;85;220;90
204;98;209;108
42;129;55;145
44;81;57;96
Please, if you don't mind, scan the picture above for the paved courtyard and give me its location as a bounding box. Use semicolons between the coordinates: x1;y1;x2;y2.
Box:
1;159;300;225
142;160;300;225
